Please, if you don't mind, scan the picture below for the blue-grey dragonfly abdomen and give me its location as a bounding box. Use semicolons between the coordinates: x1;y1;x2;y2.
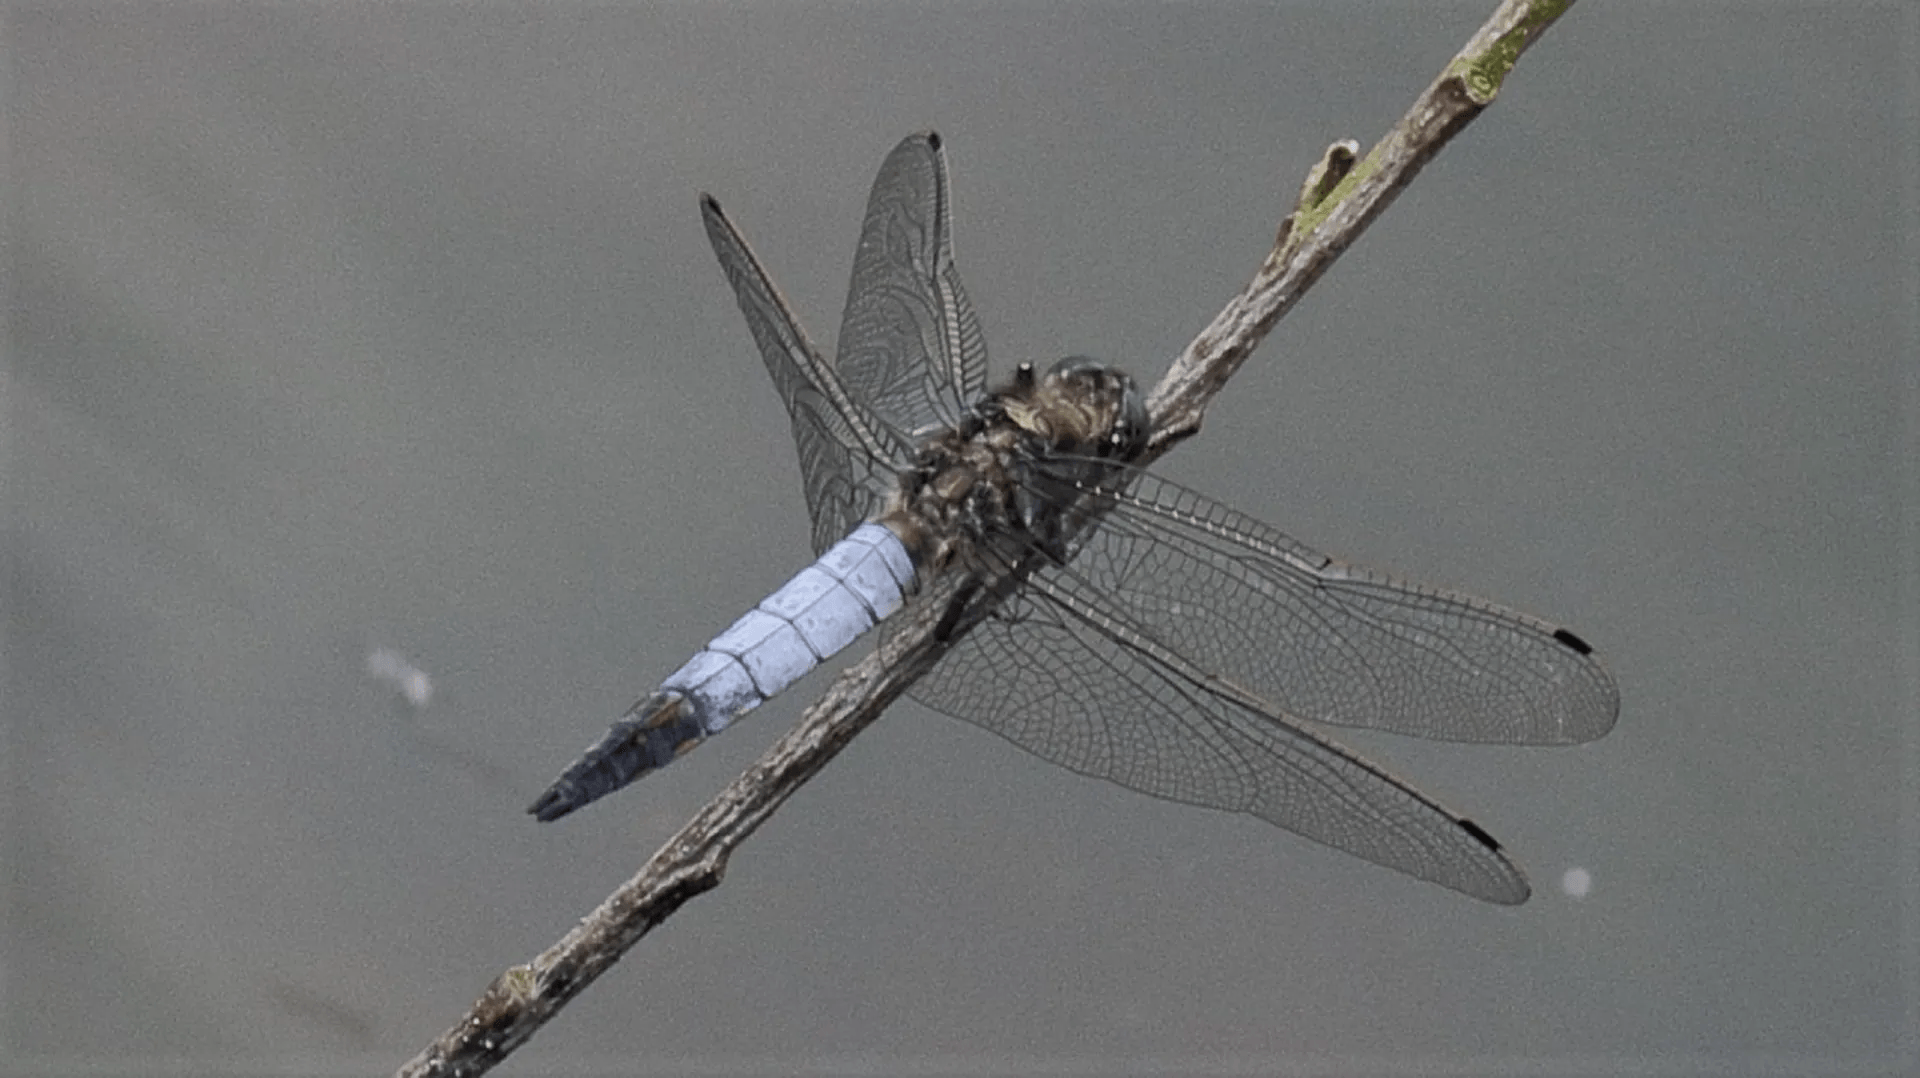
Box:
529;523;915;821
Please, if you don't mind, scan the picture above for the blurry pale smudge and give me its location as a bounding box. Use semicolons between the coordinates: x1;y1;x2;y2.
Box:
1561;866;1593;899
366;647;433;709
367;646;516;792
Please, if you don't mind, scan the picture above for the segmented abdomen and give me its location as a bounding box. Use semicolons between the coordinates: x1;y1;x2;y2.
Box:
529;523;916;821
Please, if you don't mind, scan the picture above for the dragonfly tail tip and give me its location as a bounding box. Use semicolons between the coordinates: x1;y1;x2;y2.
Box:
527;786;581;823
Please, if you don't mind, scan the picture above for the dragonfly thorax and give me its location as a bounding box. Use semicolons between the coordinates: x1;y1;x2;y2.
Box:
881;357;1147;573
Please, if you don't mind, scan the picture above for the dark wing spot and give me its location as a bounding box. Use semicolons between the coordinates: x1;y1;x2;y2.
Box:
926;130;943;150
1457;817;1504;853
1552;628;1595;656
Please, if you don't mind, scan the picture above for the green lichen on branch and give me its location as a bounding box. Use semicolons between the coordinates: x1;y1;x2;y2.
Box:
1449;0;1570;102
1284;142;1385;251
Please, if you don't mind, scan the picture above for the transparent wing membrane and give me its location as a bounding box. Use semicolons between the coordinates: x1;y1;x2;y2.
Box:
900;459;1616;902
836;131;988;438
701;195;904;554
1056;466;1618;745
909;565;1534;903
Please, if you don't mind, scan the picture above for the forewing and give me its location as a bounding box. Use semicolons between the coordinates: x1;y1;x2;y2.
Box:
835;132;988;436
1061;468;1620;745
701;195;908;554
907;563;1533;904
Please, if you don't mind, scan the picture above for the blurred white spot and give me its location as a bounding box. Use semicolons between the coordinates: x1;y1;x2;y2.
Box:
1560;866;1592;899
367;647;433;708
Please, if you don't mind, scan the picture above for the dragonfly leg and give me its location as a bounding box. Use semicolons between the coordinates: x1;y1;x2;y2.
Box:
932;581;980;642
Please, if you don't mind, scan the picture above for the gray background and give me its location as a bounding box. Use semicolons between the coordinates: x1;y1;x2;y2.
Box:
6;3;1913;1074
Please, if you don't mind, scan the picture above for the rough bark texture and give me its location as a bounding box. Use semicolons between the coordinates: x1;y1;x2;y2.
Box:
396;2;1575;1074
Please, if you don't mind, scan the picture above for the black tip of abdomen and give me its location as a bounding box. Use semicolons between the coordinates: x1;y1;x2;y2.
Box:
528;692;706;823
528;784;584;823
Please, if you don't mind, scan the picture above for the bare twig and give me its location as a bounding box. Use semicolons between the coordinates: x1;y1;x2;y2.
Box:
1145;0;1571;451
396;2;1574;1074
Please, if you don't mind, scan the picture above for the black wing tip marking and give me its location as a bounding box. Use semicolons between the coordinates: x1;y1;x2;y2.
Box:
924;130;942;150
1552;628;1596;656
1456;816;1504;854
699;192;724;216
1453;818;1533;905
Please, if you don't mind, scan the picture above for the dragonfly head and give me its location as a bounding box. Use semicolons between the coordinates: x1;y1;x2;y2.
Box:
1036;356;1149;461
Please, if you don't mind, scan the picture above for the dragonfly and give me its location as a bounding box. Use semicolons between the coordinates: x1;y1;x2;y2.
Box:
529;132;1619;904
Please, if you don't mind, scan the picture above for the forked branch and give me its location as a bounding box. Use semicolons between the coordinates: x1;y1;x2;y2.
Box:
397;2;1574;1074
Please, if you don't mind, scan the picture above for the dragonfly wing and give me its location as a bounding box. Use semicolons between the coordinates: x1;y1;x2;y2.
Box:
836;132;988;436
1052;466;1620;745
906;563;1533;904
702;194;908;555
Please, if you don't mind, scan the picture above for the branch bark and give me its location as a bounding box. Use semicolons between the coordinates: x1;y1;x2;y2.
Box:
397;2;1574;1074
